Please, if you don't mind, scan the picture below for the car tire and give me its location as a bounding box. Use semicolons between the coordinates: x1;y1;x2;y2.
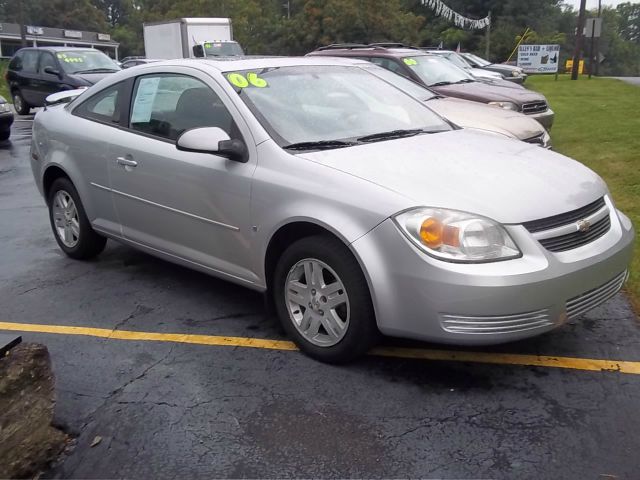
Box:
47;177;107;260
273;234;378;363
12;90;30;116
0;130;9;141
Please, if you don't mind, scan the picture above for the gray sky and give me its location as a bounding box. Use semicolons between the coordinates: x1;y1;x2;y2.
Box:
562;0;639;10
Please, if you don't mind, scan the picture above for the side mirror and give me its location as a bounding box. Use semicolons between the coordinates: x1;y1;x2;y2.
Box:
176;127;248;163
192;45;205;58
44;66;62;77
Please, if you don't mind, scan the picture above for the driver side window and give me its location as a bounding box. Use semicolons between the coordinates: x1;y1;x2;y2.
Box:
129;74;238;141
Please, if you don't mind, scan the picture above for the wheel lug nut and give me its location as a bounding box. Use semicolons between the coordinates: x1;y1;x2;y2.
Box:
320;296;326;303
318;310;324;316
311;289;316;295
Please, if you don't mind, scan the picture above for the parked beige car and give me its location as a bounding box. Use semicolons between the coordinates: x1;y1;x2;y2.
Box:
366;64;550;147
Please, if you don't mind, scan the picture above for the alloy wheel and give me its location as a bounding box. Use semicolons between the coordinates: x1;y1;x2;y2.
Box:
52;190;80;248
284;258;350;347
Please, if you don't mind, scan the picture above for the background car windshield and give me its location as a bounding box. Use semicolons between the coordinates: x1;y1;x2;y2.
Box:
404;56;474;86
57;51;120;74
226;65;450;146
464;53;491;67
437;52;472;70
363;65;437;102
204;42;244;56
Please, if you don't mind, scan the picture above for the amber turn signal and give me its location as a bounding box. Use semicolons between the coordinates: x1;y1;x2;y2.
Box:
419;217;460;249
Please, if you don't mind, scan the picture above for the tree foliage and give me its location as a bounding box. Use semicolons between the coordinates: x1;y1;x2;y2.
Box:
1;0;638;75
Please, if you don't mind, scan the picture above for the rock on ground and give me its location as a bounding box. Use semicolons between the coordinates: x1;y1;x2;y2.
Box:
0;343;66;478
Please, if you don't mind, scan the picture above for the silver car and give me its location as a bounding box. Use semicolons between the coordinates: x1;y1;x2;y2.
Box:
365;65;550;148
30;57;634;363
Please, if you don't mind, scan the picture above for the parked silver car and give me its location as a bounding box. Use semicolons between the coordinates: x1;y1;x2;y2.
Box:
30;57;634;363
365;65;550;148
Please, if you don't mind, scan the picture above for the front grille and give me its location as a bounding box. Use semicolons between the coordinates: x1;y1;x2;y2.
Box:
440;309;554;335
566;271;627;320
523;197;606;233
522;101;548;114
539;215;611;252
523;133;546;146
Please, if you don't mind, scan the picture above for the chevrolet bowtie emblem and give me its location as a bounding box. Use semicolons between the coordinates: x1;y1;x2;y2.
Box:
576;219;591;233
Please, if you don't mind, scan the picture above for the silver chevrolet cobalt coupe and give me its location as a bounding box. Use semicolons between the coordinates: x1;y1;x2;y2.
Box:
30;57;634;363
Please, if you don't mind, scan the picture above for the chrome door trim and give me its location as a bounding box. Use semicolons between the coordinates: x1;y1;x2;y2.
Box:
90;182;240;231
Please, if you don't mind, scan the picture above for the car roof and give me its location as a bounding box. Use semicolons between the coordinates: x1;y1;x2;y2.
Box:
15;46;105;55
310;44;434;58
131;56;372;73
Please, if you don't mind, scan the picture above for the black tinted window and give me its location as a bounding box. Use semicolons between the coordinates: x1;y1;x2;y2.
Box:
129;74;236;141
39;52;58;74
9;51;23;71
74;82;124;124
21;50;39;73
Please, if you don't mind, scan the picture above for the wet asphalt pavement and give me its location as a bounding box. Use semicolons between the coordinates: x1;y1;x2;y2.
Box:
1;116;639;479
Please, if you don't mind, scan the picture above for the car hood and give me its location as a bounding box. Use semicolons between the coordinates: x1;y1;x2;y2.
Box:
68;72;114;85
428;97;544;140
432;81;546;105
296;130;605;224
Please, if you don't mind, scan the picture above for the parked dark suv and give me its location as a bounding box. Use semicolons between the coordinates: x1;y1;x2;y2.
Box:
7;47;120;115
308;44;553;130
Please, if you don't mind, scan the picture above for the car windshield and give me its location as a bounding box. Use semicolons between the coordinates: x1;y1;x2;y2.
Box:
225;65;451;147
56;50;120;74
464;53;491;67
436;52;472;70
204;42;244;56
402;55;474;87
362;65;437;102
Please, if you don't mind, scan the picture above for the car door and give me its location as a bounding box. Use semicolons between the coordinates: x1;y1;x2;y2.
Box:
107;69;259;285
69;81;128;235
35;51;64;105
16;50;41;106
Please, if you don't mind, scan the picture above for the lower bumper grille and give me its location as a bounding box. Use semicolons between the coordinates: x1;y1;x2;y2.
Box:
566;270;628;320
441;309;553;335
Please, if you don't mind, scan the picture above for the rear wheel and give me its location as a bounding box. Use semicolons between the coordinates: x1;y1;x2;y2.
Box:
12;90;30;115
47;178;106;259
273;235;378;363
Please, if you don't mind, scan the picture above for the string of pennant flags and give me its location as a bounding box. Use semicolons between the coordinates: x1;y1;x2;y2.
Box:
421;0;491;30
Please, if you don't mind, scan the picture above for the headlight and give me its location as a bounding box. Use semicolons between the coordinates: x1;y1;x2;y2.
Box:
394;207;522;263
510;71;519;77
488;101;519;111
0;103;10;113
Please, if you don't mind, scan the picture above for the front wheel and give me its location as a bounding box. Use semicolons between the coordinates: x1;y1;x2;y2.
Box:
273;235;378;363
12;91;30;115
47;178;107;259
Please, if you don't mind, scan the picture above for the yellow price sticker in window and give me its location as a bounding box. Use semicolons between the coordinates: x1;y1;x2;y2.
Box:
226;72;268;89
403;58;418;66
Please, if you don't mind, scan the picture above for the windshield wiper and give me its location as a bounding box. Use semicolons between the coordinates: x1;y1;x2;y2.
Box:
456;79;475;84
429;81;453;87
73;68;119;74
283;140;358;151
357;129;425;143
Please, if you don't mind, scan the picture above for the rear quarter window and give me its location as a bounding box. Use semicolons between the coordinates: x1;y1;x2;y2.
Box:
9;51;24;71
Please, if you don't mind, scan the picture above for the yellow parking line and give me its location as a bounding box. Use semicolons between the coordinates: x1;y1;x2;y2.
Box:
1;321;640;375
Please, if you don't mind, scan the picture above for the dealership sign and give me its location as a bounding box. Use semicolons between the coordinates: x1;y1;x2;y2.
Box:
517;44;560;73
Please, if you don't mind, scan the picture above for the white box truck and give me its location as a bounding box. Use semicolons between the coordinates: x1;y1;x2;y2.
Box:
143;18;244;59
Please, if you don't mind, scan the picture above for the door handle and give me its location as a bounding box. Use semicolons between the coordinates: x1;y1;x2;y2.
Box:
116;157;138;168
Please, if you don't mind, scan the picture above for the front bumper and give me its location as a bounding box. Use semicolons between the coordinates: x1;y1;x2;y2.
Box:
505;75;526;84
527;108;554;130
351;201;634;345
